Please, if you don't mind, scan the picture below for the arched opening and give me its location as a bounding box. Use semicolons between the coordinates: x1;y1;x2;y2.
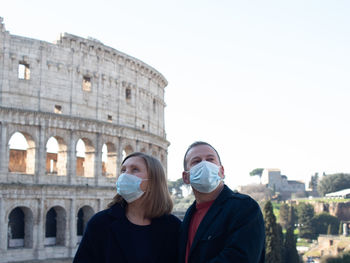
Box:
102;143;117;177
46;136;67;175
122;145;133;161
76;138;95;177
8;207;33;248
76;206;94;243
8;132;36;174
45;206;66;246
140;148;146;153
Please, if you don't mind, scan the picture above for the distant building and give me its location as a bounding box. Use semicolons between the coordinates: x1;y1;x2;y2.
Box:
261;168;305;199
325;189;350;199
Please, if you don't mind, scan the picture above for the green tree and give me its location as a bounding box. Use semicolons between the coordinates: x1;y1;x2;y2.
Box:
277;224;284;263
320;252;350;263
250;168;264;184
297;203;315;239
167;178;186;199
311;213;340;237
327;224;332;235
308;172;319;191
279;203;297;230
279;203;290;229
288;205;297;229
317;173;350;196
264;201;282;263
284;226;300;263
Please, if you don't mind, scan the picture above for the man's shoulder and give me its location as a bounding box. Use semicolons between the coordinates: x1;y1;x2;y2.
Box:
221;185;259;207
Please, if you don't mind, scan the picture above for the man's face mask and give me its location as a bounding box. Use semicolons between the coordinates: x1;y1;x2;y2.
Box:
116;173;147;203
189;161;222;193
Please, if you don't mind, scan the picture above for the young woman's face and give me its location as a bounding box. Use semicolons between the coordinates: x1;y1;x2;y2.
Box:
120;156;149;191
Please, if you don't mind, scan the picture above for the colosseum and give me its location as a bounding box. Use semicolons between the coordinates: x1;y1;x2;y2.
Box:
0;17;169;263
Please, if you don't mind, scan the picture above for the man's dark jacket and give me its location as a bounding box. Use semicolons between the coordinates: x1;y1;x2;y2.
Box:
179;185;265;263
73;203;181;263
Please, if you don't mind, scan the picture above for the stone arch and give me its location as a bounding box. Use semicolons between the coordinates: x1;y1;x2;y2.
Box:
140;147;146;153
8;131;36;174
152;150;158;159
7;206;33;249
76;206;94;243
102;142;117;177
44;206;66;246
46;136;67;175
76;138;95;177
122;145;133;161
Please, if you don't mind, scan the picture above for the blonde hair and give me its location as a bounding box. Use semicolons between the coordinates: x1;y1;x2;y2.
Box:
107;152;173;218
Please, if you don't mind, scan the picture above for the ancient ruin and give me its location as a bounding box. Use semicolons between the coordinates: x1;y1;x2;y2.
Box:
0;17;169;263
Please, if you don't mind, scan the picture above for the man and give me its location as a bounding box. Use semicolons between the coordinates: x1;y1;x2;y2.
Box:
179;141;265;263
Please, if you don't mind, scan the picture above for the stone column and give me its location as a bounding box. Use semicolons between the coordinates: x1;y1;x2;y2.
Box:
98;198;104;212
35;125;46;183
0;122;8;175
68;130;76;184
34;198;44;259
0;196;6;251
69;198;77;257
117;137;123;171
94;133;102;186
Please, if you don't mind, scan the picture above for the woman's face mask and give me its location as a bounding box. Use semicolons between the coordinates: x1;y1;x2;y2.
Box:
189;161;222;193
116;173;148;203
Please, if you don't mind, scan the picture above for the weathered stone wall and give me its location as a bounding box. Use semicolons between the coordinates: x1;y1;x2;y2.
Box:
0;17;170;263
318;202;350;221
304;201;350;221
0;18;167;138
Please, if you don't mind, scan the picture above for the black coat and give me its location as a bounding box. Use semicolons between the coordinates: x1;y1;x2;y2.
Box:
179;185;265;263
74;203;181;263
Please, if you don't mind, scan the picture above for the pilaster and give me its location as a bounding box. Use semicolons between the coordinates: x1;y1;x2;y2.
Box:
69;198;77;257
0;197;6;251
68;130;76;184
0;122;8;175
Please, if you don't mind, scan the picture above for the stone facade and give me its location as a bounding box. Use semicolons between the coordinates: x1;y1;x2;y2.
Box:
261;168;305;199
0;17;169;263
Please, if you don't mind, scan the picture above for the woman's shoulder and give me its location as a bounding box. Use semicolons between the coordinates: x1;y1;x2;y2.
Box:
87;204;124;228
156;213;181;227
86;209;111;228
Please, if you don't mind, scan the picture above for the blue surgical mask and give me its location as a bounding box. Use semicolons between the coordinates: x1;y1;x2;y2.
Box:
189;161;222;193
116;173;147;203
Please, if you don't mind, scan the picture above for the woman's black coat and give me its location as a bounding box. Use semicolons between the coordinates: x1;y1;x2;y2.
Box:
73;203;181;263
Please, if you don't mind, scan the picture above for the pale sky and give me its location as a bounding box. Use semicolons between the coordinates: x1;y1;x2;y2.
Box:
2;0;350;189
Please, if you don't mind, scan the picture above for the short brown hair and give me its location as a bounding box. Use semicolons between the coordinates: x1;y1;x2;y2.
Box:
107;152;173;218
183;141;222;170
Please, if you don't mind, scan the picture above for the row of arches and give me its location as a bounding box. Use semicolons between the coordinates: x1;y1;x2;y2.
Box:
7;205;94;249
8;131;165;177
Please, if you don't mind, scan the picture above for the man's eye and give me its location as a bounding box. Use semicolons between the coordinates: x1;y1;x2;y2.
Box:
133;168;139;172
192;160;200;165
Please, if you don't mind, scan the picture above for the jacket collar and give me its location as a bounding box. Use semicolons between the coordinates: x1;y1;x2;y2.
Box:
182;185;234;261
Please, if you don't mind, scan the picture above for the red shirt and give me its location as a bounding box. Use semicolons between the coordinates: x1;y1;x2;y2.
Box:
185;200;214;263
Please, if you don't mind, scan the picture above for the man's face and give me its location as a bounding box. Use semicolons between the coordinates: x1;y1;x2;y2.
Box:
185;144;221;170
183;144;224;184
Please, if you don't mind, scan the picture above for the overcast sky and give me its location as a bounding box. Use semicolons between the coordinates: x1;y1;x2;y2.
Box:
2;0;350;189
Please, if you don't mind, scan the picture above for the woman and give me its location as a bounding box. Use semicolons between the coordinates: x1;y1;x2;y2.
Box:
73;152;181;263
